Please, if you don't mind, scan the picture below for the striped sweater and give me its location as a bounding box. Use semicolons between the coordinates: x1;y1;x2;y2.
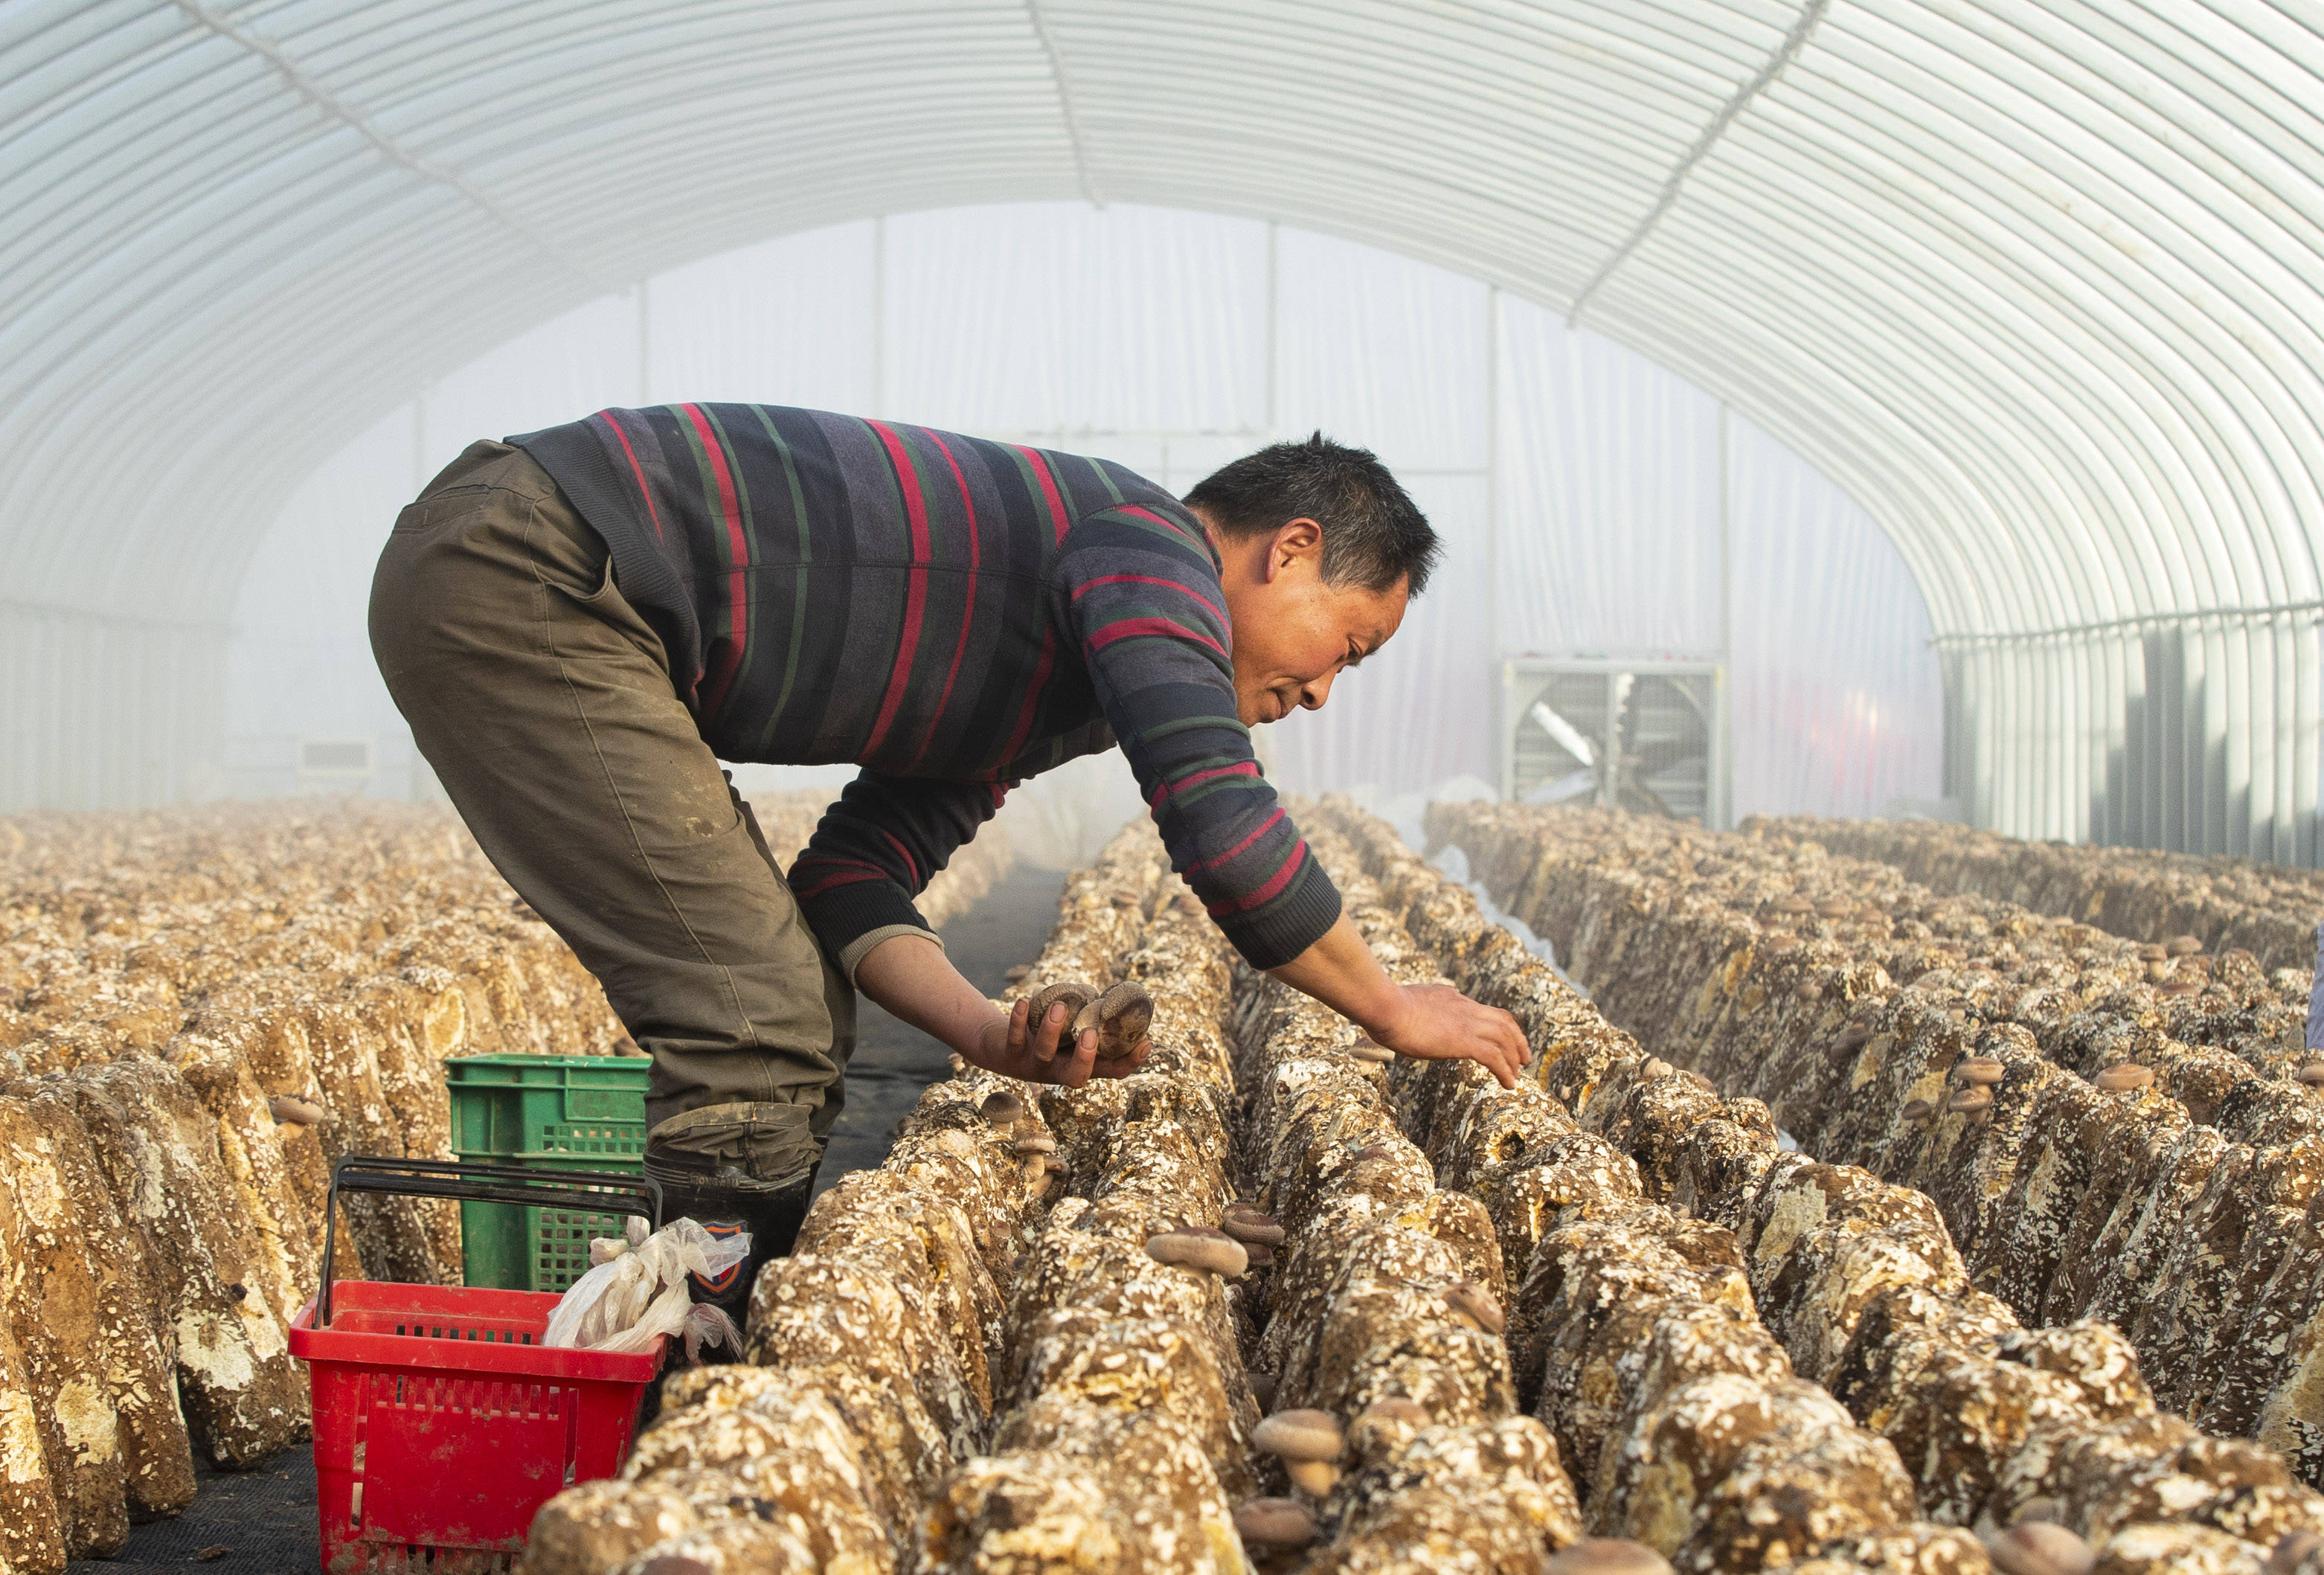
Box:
512;404;1341;975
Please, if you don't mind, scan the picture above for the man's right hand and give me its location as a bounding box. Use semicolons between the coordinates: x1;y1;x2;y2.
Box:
1268;913;1532;1089
1368;981;1530;1090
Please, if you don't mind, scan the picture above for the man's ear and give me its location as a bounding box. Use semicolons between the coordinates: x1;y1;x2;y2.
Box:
1265;517;1325;582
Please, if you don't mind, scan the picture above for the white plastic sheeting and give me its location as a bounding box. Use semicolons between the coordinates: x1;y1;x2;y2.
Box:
8;1;2319;859
226;204;1939;853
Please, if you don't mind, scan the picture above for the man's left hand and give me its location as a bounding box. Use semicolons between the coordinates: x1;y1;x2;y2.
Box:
970;995;1153;1087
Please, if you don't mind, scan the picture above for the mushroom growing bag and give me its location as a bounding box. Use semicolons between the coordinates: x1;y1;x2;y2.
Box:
542;1218;748;1356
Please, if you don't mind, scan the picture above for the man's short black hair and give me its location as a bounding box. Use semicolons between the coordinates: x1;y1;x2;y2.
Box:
1184;434;1439;596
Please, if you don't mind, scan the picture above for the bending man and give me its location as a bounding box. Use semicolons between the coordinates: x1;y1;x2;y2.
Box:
370;407;1528;1313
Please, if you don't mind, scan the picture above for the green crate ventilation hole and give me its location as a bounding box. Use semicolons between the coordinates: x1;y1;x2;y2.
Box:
445;1055;650;1294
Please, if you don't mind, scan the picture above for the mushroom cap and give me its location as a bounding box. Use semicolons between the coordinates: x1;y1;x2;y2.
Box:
1221;1206;1285;1246
1358;1397;1431;1426
2012;1498;2063;1526
1956;1056;2006;1085
2297;1063;2324;1088
2166;934;2204;955
1347;1038;1396;1064
1640;1056;1675;1081
1983;1521;2095;1575
1948;1086;1995;1114
1244;1241;1276;1268
2137;942;2169;962
1233;1498;1317;1551
269;1094;324;1126
1445;1280;1506;1335
1544;1538;1675;1574
637;1558;717;1575
1251;1408;1344;1463
1900;1098;1936;1122
1026;980;1095;1030
979;1090;1025;1124
1073;981;1154;1062
1145;1231;1247;1276
1837;1024;1873;1050
1350;1143;1398;1165
2093;1063;2154;1092
1012;1134;1059;1155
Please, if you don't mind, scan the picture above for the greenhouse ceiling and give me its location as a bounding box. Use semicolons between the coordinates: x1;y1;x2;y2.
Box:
2;0;2320;844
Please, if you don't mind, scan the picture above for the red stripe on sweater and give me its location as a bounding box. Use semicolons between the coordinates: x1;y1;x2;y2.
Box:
1070;573;1227;626
906;429;979;772
877;827;922;888
596;412;667;547
1089;615;1227;659
1219;839;1309;914
863;421;933;757
792;867;893;901
1150;758;1260;809
681;404;751;715
1184;807;1284;877
1015;447;1070;542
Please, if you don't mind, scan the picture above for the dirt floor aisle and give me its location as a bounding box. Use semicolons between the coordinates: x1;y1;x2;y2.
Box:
71;862;1066;1575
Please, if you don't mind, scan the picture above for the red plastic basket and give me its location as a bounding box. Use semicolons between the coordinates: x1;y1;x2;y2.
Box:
289;1280;664;1574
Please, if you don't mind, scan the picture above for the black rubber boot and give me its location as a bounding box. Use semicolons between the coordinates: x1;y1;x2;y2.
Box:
645;1158;819;1347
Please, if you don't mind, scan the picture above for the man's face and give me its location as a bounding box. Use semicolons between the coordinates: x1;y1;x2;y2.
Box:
1213;516;1410;728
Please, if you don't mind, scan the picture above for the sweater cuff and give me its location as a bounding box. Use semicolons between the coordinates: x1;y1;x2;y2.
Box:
838;923;946;987
1219;865;1344;972
795;876;934;978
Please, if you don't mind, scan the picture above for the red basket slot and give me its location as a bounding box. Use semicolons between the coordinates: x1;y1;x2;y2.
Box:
290;1281;664;1575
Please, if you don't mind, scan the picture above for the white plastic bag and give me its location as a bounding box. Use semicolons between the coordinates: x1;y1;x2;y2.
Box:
680;1303;742;1363
542;1218;751;1354
587;1216;650;1267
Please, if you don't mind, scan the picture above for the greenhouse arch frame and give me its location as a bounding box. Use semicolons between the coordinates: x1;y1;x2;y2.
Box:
3;0;2320;861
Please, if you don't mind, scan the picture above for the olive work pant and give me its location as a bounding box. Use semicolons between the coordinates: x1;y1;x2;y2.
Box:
368;440;853;1190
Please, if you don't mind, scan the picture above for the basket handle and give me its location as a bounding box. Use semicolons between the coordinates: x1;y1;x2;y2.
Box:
319;1156;663;1327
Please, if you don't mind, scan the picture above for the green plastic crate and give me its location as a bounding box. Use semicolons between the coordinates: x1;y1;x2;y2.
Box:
446;1053;650;1292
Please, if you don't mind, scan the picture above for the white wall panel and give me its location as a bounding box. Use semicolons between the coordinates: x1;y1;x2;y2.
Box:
1498;296;1723;656
1728;414;1943;818
417;293;643;472
881;203;1268;435
645;223;881;413
1273;229;1490;474
219;206;1939;835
